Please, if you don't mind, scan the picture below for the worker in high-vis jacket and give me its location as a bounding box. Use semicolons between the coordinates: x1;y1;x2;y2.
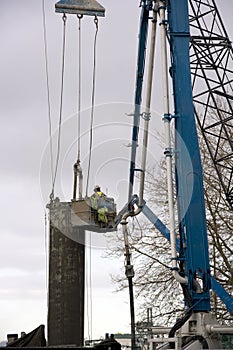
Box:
90;185;108;224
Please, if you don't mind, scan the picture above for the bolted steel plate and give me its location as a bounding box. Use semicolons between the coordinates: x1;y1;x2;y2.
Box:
55;0;105;17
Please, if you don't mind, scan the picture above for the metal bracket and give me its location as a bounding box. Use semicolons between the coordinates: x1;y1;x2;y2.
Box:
163;113;172;121
142;112;151;121
164;147;173;157
125;264;135;278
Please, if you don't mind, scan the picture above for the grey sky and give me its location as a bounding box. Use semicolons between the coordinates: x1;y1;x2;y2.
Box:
0;0;141;341
0;0;232;342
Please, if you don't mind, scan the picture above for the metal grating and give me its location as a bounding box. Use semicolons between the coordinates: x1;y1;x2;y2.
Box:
55;0;105;16
188;0;233;210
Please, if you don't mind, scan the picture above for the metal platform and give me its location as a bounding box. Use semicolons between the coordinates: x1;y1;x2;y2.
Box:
48;198;117;235
55;0;105;17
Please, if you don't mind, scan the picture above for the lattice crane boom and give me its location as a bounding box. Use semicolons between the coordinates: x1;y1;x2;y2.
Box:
189;0;233;209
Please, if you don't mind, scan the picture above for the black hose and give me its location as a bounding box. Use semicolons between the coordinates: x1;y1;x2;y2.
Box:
183;335;209;349
169;307;193;338
168;284;209;349
168;284;193;348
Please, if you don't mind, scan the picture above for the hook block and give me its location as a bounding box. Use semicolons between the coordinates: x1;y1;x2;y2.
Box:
55;0;105;17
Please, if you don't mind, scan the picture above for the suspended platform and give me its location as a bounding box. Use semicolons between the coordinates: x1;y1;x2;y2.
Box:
48;197;117;235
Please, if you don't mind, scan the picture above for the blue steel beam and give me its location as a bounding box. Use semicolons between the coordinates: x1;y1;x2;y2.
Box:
142;204;233;313
168;0;211;311
128;0;152;207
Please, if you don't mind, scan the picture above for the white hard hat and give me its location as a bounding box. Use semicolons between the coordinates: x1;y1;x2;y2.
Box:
94;185;101;190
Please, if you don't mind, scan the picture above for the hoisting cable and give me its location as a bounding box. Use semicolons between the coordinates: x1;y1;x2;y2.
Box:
42;0;52;321
85;232;93;341
51;13;67;200
85;16;99;198
77;15;82;164
89;234;93;341
42;0;54;192
44;210;48;294
73;14;84;201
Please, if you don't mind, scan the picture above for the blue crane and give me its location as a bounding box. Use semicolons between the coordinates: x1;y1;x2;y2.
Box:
51;0;233;348
123;0;233;348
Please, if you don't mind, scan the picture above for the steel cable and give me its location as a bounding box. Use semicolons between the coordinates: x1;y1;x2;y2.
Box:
77;14;83;163
85;233;93;341
52;13;67;199
85;16;99;197
42;0;54;196
42;0;51;316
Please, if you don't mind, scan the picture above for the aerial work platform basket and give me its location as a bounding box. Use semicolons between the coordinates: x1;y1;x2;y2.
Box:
72;196;116;231
49;196;117;234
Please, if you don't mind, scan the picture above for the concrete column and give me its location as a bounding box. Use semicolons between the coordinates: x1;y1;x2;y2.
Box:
47;201;85;346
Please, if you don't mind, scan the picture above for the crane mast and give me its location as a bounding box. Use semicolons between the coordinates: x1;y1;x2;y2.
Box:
168;0;211;311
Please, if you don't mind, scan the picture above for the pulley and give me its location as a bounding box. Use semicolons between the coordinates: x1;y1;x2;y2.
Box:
55;0;105;17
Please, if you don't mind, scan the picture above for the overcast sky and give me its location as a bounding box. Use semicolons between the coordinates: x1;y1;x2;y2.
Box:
0;0;148;341
0;0;232;343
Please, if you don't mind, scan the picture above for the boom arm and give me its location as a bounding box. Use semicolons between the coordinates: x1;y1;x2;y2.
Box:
189;0;233;210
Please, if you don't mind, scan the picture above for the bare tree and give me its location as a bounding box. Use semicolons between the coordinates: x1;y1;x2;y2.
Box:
106;121;232;327
199;127;233;323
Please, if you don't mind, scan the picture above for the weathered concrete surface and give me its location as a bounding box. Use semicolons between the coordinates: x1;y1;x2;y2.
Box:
48;201;85;346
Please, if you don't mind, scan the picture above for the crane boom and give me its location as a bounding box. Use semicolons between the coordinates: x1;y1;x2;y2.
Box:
189;0;233;210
